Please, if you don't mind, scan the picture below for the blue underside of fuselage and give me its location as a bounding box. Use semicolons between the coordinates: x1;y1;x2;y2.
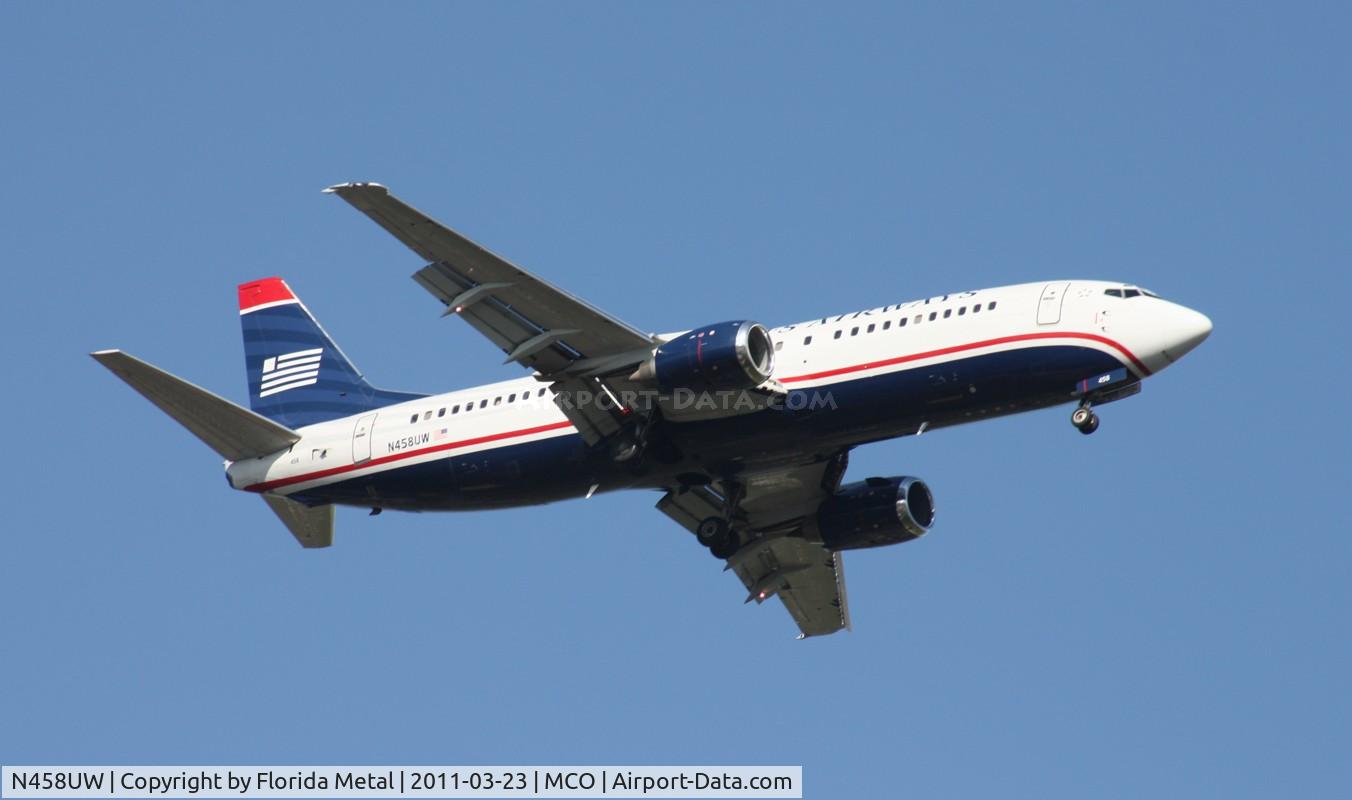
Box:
288;345;1126;511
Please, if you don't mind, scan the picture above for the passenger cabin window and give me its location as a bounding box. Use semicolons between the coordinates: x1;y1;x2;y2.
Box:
973;304;981;313
539;388;547;397
867;324;875;333
958;306;966;315
943;309;952;319
834;330;842;340
409;413;418;424
479;399;488;409
988;301;997;311
804;335;813;345
423;411;432;421
774;340;783;352
452;404;460;414
494;396;502;406
899;317;907;327
851;327;859;336
928;312;937;321
883;321;891;330
508;393;516;403
437;408;446;417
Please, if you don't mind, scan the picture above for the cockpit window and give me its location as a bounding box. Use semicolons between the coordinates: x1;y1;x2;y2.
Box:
1105;285;1162;299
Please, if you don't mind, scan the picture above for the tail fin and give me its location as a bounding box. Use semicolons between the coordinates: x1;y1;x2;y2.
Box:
238;277;425;428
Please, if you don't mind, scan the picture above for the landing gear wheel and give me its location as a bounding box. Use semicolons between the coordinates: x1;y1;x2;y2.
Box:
1071;406;1094;429
1080;413;1100;435
696;517;739;559
709;537;740;560
696;517;729;548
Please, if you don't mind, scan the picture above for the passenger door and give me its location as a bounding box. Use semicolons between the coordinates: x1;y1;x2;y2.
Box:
1037;282;1070;325
352;413;378;464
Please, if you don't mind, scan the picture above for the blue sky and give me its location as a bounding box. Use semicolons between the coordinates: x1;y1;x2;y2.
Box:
2;3;1348;797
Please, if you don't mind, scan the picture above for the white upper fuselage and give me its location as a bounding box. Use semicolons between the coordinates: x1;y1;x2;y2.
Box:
226;280;1212;496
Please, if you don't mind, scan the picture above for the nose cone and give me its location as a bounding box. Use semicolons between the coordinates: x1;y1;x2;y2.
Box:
1162;305;1212;363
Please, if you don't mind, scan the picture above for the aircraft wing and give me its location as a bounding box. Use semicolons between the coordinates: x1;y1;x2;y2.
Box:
326;183;656;443
657;455;852;638
325;183;653;373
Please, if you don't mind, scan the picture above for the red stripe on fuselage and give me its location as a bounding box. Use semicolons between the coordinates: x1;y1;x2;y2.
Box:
247;331;1146;493
244;420;574;492
779;331;1150;384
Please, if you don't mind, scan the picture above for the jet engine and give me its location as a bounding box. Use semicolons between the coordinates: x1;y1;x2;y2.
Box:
816;476;935;551
632;320;775;393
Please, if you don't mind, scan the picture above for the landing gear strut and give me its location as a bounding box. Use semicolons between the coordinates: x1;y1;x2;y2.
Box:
1071;403;1100;435
609;432;641;462
696;481;744;559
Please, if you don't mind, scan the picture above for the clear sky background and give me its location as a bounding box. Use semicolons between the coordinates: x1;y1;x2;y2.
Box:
2;3;1348;797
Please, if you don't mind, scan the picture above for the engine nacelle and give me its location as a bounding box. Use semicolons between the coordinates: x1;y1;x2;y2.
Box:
633;320;775;393
817;476;935;551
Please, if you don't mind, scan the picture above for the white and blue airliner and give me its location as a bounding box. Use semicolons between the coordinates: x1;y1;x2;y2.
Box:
94;183;1212;637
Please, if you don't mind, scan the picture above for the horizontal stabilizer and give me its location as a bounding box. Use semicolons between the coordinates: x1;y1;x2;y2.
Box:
262;494;334;548
91;350;300;462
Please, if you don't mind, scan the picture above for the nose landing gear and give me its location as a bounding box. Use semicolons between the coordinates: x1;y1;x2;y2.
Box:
1071;404;1100;435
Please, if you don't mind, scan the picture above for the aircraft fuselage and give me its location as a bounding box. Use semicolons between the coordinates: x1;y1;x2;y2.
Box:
225;280;1211;511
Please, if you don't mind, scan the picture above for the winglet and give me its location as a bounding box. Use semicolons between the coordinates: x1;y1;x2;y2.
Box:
323;181;388;195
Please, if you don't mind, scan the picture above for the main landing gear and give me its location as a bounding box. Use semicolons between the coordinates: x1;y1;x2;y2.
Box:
697;481;744;559
697;517;740;559
1071;403;1100;435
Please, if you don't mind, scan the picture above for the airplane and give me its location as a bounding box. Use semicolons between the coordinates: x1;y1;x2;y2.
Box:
92;183;1213;638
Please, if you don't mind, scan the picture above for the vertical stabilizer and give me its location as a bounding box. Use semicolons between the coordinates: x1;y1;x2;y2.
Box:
238;277;424;428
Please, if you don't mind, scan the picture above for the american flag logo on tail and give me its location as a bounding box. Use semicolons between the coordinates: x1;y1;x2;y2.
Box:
259;348;323;397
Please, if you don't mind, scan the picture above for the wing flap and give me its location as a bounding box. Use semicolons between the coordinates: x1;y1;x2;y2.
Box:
655;485;724;533
656;463;854;638
729;537;851;637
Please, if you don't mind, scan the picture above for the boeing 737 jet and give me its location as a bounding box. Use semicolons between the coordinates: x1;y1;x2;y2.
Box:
93;184;1212;637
